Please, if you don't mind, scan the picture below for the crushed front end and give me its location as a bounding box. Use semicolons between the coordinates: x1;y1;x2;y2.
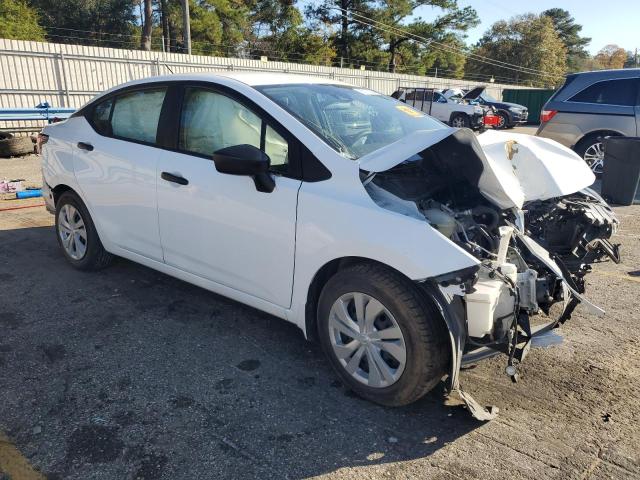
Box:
361;129;620;419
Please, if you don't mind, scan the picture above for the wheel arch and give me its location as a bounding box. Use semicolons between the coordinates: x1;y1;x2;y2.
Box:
303;256;451;344
51;183;75;206
448;111;468;123
574;129;624;150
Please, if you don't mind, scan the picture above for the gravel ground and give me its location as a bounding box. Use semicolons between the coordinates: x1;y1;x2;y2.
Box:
1;153;42;189
0;155;639;479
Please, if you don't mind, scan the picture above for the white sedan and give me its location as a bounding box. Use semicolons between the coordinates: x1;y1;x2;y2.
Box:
40;73;619;417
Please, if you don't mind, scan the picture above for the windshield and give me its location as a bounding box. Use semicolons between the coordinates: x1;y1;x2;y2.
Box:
256;84;446;159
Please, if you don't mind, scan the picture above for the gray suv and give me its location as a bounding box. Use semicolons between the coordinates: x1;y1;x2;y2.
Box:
536;69;640;173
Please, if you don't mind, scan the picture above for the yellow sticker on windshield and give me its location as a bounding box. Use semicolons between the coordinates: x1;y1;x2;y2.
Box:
395;105;425;117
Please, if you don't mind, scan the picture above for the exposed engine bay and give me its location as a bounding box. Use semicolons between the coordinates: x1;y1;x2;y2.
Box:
361;129;620;396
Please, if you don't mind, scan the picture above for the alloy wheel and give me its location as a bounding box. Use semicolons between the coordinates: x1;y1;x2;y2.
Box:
58;204;88;260
328;292;407;388
451;116;465;128
583;142;604;174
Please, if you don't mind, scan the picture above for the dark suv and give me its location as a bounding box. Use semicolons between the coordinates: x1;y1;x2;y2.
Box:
460;86;528;129
537;69;640;173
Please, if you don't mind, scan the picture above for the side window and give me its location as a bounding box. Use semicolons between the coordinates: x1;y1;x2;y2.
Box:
111;88;167;143
569;79;638;106
434;93;447;103
179;87;289;171
265;125;288;170
92;98;113;135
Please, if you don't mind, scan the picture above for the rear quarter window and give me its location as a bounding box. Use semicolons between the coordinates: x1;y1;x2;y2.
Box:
569;78;638;106
91;98;113;136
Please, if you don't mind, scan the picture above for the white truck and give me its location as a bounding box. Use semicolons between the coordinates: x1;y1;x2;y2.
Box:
391;87;485;129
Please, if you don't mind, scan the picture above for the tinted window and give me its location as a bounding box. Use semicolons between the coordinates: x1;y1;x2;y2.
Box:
111;88;167;143
92;98;113;135
569;78;638;106
179;88;289;171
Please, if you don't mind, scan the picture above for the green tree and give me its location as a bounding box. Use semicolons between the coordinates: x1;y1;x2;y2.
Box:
466;14;567;87
0;0;45;41
624;49;639;68
250;0;336;64
370;0;478;73
305;0;374;63
27;0;137;48
541;8;590;72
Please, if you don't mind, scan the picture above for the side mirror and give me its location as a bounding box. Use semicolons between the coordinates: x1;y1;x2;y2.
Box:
212;144;275;193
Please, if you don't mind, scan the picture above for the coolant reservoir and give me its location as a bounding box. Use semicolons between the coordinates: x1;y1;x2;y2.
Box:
423;209;456;238
465;277;515;338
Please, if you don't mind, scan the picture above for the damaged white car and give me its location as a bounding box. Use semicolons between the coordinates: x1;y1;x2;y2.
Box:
41;74;620;418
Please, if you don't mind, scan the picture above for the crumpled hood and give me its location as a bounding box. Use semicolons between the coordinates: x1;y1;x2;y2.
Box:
358;128;596;210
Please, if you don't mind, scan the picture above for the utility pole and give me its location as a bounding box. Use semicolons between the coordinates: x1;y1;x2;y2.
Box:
182;0;192;55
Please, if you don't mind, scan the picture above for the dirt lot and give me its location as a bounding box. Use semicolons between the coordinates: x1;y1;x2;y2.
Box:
1;154;639;479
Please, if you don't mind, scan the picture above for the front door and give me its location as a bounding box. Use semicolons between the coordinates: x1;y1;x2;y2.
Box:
156;86;301;308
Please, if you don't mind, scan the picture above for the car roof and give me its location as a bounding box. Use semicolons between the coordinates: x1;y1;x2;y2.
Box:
83;72;354;107
109;72;349;90
567;68;640;81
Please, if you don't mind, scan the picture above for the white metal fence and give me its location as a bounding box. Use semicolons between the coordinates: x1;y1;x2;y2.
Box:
0;38;529;133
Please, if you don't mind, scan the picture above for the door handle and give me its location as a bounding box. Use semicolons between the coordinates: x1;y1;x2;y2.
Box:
77;142;94;151
161;172;189;185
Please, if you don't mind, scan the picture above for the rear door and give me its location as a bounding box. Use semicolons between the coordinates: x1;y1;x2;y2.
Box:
429;92;450;122
155;84;301;308
73;86;167;260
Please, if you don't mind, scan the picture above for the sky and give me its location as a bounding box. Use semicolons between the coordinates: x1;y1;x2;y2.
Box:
415;0;639;55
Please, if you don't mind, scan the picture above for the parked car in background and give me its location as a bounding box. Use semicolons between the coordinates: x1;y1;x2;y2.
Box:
391;87;485;129
460;86;528;129
41;73;619;417
441;88;467;101
536;69;640;174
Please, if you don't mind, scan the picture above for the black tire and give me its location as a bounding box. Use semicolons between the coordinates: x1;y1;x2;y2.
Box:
317;263;449;407
0;130;13;140
493;111;509;130
0;136;34;157
450;113;470;128
55;191;115;271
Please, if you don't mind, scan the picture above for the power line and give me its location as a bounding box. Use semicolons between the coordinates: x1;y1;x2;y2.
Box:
331;6;559;79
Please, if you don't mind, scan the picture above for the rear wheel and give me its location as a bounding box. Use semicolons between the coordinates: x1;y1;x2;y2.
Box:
493;111;509;129
55;191;115;270
317;263;449;406
574;133;612;175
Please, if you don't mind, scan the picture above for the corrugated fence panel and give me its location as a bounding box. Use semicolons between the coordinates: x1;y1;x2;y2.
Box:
0;39;533;133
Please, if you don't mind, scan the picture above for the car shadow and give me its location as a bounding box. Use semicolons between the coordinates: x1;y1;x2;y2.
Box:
0;225;483;479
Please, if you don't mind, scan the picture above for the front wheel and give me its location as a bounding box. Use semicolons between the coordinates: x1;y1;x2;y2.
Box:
55;191;115;270
450;113;470;128
317;263;449;406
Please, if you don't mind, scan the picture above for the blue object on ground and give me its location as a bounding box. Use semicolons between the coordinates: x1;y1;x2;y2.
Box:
16;189;42;199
